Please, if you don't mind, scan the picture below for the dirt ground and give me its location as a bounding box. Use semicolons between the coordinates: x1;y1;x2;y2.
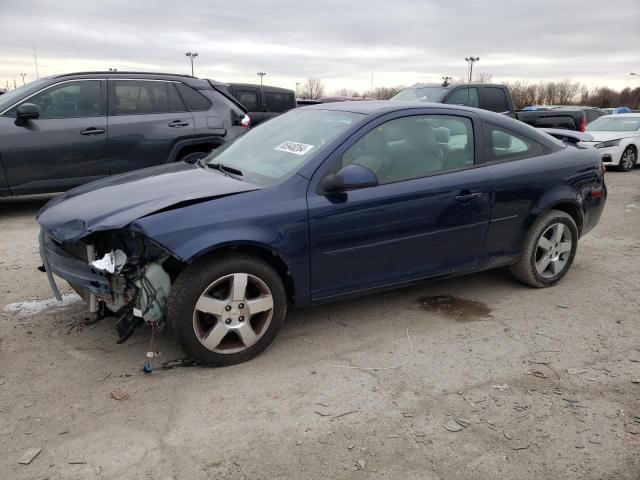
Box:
1;170;639;480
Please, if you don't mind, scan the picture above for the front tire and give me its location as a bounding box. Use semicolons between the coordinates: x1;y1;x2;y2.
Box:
166;254;287;366
618;146;637;172
510;210;578;288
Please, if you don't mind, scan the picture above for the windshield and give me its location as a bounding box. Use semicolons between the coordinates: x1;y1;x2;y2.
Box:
0;79;49;111
586;116;640;132
205;109;363;186
390;86;450;102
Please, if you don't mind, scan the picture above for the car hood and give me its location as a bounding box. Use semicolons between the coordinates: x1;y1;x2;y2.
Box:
585;131;640;142
38;162;261;242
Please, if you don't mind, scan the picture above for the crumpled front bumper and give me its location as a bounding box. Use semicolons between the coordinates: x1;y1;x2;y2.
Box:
39;229;110;301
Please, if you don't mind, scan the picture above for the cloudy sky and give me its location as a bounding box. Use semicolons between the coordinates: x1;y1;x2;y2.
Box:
1;0;638;93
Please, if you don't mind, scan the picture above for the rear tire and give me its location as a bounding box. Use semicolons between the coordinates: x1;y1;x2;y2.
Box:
166;253;287;366
617;146;637;172
510;210;578;288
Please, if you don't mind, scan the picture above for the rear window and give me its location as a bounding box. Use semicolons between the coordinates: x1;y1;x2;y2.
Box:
175;83;212;111
265;91;295;112
233;89;259;111
480;87;508;113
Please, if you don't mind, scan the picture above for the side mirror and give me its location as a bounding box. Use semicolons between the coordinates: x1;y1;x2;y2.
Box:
320;164;378;193
15;103;40;126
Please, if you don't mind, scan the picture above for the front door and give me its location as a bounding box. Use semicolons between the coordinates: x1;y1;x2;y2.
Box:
0;79;108;194
307;112;493;300
107;79;194;174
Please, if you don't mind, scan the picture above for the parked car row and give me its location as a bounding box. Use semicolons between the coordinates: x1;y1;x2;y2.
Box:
1;72;638;198
390;83;607;131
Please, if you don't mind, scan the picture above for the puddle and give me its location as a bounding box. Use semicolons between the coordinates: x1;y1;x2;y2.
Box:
417;295;492;321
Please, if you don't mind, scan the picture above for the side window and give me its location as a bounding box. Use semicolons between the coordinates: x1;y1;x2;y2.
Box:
480;87;508;113
341;115;475;184
485;124;547;161
112;80;185;115
175;83;211;111
7;80;103;118
265;91;294;113
445;88;479;108
233;89;260;111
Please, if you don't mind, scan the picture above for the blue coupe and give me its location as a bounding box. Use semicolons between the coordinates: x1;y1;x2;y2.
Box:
37;101;606;365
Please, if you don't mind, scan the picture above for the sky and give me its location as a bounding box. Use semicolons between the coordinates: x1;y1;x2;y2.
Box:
1;0;639;94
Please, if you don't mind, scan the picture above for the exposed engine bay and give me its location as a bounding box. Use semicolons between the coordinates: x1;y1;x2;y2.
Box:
41;229;183;344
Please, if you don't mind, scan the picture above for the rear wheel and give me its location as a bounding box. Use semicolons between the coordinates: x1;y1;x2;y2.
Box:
510;210;578;288
618;146;637;172
166;254;287;366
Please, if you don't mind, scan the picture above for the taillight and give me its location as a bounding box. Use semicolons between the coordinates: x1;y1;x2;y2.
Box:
579;114;587;132
241;114;251;129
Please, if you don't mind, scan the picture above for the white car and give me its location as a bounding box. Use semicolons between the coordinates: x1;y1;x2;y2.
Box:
585;114;640;171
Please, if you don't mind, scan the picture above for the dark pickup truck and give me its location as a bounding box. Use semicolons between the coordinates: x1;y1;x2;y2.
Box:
217;83;296;126
390;83;605;131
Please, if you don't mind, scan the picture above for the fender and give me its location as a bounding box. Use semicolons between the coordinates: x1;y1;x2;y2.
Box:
525;185;583;234
130;176;312;305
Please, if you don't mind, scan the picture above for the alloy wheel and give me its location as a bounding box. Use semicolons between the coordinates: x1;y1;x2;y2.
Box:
534;223;573;279
621;148;636;170
192;273;274;354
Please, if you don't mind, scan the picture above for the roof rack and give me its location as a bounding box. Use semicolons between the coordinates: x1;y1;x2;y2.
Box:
51;71;196;79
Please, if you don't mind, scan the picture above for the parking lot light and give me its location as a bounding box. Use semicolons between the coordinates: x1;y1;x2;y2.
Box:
185;52;199;76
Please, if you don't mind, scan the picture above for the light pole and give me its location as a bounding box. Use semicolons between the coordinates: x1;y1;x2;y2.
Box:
185;52;198;76
20;73;27;86
465;57;480;83
295;82;300;97
442;75;452;86
257;72;266;87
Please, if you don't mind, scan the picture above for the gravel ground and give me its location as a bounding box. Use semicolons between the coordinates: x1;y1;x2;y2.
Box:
0;170;639;480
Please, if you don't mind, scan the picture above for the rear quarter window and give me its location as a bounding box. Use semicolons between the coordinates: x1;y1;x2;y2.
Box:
485;124;548;162
175;83;212;111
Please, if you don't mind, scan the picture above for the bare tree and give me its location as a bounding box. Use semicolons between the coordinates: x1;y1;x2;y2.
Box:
364;86;404;100
333;87;360;97
556;79;580;104
473;72;493;84
301;78;325;99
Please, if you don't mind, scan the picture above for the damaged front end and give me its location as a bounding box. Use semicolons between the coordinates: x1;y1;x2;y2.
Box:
40;228;181;343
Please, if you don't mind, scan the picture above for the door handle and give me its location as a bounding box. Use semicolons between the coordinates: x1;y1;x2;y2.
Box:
454;191;483;202
80;127;105;136
168;120;189;128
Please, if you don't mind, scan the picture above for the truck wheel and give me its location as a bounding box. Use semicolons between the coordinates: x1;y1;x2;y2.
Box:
510;210;578;288
166;253;287;366
179;151;209;164
618;146;637;172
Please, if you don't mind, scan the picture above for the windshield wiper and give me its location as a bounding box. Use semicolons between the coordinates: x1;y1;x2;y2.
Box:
207;162;243;177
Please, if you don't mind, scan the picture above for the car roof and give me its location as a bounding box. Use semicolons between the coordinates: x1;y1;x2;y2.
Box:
604;112;640;117
404;82;506;89
303;100;484;115
46;71;212;89
227;83;294;93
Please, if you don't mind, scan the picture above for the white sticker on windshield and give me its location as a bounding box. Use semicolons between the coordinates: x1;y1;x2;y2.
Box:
275;141;314;156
